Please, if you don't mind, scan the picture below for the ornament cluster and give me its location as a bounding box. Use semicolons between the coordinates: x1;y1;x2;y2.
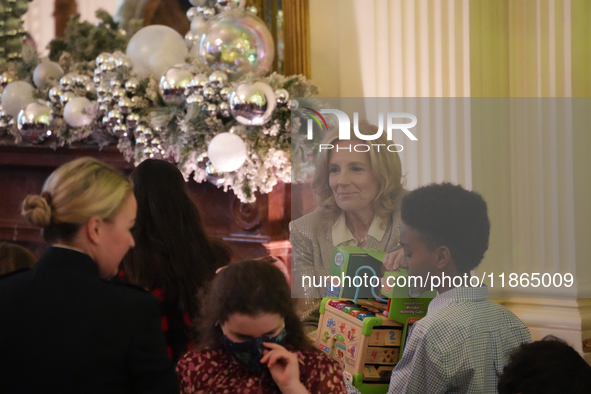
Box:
0;3;318;203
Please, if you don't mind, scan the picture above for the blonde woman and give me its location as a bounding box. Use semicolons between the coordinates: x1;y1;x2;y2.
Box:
290;122;407;329
0;157;178;394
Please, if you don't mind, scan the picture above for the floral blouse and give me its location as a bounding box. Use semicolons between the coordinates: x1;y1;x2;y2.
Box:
176;346;347;394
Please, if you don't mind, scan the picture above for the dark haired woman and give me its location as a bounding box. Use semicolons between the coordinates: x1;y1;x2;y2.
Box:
120;159;231;362
176;259;347;393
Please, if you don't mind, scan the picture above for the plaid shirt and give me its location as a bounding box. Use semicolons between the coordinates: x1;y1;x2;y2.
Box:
117;270;194;363
346;285;531;394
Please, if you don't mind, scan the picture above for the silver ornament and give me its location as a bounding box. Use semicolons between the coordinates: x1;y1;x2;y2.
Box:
135;133;147;148
125;79;140;94
185;32;201;48
93;76;101;85
60;91;76;105
0;72;15;87
288;98;299;111
17;101;54;144
202;86;216;101
100;60;116;74
186;93;205;105
206;103;218;117
187;7;199;20
209;71;228;88
115;56;132;70
98;103;110;114
59;73;76;89
48;87;64;104
229;81;276;125
112;123;128;138
197;6;216;18
159;66;194;104
126;113;140;128
218;101;230;117
101;115;112;127
188;74;209;93
118;97;132;113
274;89;290;105
219;86;232;101
110;79;123;88
111;88;126;101
96;84;110;97
73;74;91;87
94;68;102;77
108;110;124;125
96;52;111;66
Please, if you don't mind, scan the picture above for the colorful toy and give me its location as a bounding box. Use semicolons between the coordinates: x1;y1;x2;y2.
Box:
316;246;436;394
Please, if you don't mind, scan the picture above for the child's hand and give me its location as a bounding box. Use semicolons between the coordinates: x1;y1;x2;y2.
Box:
260;342;308;394
383;249;407;271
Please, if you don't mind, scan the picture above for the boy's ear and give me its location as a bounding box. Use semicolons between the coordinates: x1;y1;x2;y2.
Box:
434;245;452;270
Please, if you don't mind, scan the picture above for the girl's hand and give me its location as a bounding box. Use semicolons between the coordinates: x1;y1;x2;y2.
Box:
260;342;308;394
383;249;407;271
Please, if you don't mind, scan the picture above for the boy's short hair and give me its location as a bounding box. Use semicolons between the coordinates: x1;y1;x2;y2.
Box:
498;335;591;394
400;183;490;273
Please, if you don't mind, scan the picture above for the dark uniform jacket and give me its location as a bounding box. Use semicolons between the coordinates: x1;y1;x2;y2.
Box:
0;247;179;394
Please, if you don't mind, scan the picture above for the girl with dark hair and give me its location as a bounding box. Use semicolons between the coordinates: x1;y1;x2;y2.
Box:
176;259;347;393
120;159;230;362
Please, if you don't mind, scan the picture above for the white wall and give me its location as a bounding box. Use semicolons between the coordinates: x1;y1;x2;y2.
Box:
24;0;122;57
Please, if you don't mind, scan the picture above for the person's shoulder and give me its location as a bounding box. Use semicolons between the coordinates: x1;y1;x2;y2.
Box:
0;268;32;290
297;347;339;368
290;209;323;230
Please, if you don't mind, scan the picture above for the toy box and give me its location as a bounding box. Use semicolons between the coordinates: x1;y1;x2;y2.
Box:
316;247;436;394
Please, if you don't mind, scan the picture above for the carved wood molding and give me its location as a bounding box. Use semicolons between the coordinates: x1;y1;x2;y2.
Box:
53;0;78;38
283;0;310;77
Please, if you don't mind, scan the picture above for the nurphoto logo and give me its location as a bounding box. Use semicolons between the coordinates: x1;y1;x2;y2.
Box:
304;108;418;152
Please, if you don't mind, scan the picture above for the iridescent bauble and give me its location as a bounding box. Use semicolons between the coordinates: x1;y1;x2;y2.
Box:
32;61;64;89
229;81;276;126
159;66;194;104
17;101;54;144
199;10;274;80
274;89;290;105
126;25;189;79
207;132;247;172
63;97;97;128
1;81;34;118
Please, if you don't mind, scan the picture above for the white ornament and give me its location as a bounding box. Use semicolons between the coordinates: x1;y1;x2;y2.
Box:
63;97;97;127
207;132;247;172
1;81;35;118
126;25;189;79
32;61;64;89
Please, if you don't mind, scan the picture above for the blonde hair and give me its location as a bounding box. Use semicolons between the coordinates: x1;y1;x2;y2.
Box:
311;121;405;228
21;157;132;242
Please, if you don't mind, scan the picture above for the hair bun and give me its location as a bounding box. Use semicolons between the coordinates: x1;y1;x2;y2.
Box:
21;194;52;228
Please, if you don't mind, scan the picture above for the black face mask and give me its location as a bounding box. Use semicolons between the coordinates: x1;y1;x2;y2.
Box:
222;328;287;374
